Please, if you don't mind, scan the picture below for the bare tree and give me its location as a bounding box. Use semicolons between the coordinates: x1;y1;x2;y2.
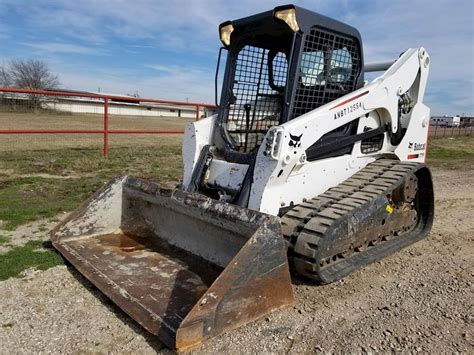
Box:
0;66;10;87
8;59;60;90
0;59;60;110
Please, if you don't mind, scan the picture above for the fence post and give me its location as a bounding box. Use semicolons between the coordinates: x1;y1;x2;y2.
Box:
195;105;200;121
104;97;109;157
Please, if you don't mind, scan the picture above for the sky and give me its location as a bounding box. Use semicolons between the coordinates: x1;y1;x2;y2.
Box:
0;0;472;115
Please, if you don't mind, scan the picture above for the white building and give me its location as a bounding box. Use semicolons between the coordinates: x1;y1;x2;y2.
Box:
430;115;453;127
44;92;213;119
1;91;214;119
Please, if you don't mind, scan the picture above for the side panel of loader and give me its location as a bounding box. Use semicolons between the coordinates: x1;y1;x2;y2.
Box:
51;176;293;351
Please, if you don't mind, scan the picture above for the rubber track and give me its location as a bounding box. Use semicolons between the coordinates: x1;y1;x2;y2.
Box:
281;159;429;284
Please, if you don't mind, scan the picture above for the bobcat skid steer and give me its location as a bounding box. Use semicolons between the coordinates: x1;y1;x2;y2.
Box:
51;4;434;351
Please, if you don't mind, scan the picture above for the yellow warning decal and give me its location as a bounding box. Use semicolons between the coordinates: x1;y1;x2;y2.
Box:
386;204;394;214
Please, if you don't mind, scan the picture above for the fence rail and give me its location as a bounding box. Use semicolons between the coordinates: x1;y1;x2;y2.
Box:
0;88;216;156
429;124;473;138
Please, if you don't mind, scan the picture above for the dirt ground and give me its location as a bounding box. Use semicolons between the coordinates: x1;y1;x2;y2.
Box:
0;167;472;353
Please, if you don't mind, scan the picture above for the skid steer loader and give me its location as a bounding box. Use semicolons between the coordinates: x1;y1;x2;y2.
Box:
52;5;434;351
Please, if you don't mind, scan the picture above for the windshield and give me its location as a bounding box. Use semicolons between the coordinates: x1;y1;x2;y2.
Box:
224;45;288;153
292;27;361;119
300;47;353;86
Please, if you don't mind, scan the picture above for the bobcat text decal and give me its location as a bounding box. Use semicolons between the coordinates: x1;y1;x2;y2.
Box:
408;142;426;151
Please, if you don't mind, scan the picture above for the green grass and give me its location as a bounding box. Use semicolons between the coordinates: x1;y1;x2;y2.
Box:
0;144;183;179
0;144;182;230
427;136;474;169
0;176;104;230
0;240;64;281
0;143;182;279
0;235;10;245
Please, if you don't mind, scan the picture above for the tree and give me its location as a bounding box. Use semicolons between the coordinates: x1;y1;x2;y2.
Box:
7;59;60;90
0;59;60;110
0;66;10;87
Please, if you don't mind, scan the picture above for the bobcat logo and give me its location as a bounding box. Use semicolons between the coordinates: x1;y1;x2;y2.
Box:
289;133;303;148
408;142;413;149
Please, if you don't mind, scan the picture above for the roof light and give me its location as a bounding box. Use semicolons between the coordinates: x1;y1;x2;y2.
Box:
274;6;300;32
219;22;234;46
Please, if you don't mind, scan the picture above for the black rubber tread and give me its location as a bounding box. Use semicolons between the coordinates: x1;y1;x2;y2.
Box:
282;158;434;284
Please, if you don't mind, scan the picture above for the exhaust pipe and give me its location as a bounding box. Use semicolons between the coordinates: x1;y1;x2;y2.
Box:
364;60;396;72
51;176;293;351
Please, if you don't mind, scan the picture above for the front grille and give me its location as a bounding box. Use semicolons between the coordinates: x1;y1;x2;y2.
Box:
361;134;384;153
292;27;360;119
225;45;287;152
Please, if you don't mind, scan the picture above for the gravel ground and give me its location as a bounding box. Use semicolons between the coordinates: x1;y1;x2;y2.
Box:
0;168;472;353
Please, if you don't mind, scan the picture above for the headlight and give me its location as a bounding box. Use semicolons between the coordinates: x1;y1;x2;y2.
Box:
274;6;300;32
219;22;234;46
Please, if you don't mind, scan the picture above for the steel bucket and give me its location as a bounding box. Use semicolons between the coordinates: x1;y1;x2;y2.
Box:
51;176;293;351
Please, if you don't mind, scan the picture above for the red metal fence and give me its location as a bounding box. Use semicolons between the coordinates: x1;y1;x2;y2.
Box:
0;88;216;156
